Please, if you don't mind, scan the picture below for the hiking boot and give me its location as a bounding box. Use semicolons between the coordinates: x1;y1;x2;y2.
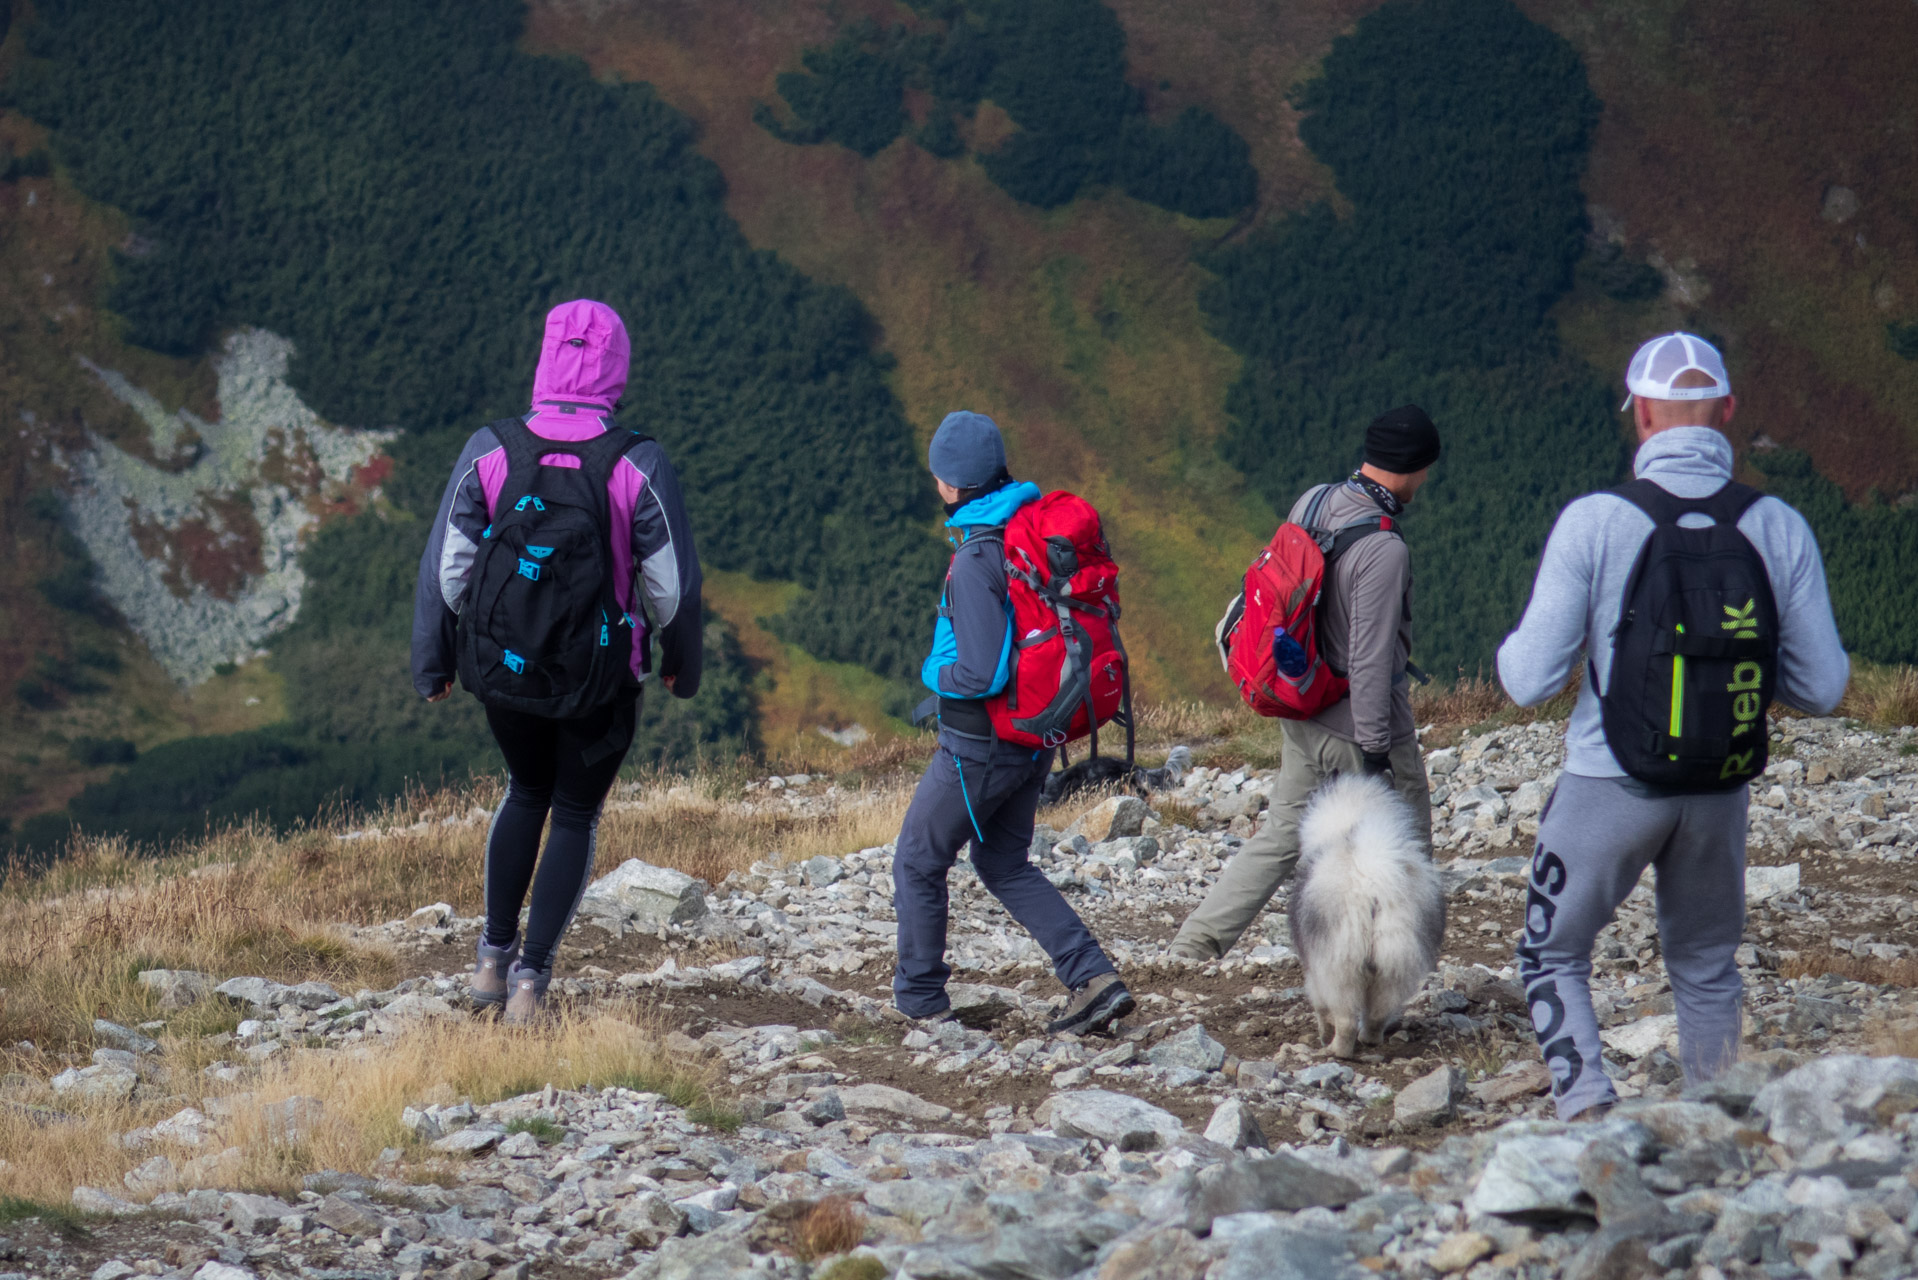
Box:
501;961;552;1028
471;936;518;1008
1046;973;1135;1037
1169;940;1216;964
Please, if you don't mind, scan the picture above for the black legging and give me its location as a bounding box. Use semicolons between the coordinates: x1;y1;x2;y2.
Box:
481;695;638;972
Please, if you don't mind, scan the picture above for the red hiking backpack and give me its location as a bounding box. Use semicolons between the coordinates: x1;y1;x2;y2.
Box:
984;492;1134;763
1216;484;1400;719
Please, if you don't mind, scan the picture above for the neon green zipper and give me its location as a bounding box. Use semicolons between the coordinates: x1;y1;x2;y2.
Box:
1668;623;1684;761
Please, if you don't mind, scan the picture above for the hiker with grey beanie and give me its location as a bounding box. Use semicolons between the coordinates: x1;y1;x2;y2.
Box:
1172;405;1441;961
892;411;1135;1036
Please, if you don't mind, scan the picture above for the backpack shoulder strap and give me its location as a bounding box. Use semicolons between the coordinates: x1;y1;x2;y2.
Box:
576;424;650;486
1701;481;1765;526
1611;477;1767;529
1325;513;1400;565
1608;477;1687;525
487;415;544;500
1297;483;1337;534
486;415;549;516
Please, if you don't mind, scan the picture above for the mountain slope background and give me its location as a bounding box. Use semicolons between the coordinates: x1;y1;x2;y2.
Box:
3;0;1916;853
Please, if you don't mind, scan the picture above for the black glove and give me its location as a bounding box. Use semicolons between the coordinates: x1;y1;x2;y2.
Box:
1360;750;1393;779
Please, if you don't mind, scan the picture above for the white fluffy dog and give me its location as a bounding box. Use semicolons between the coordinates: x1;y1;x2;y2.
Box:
1291;772;1444;1058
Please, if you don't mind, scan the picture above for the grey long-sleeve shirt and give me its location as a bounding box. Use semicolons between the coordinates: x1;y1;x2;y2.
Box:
1292;481;1417;754
1497;426;1849;778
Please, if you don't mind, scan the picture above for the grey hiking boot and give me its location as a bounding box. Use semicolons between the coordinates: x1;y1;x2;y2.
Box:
472;936;518;1008
501;961;552;1027
1046;973;1135;1037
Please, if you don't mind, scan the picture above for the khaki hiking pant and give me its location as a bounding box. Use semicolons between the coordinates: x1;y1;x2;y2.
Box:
1172;718;1433;960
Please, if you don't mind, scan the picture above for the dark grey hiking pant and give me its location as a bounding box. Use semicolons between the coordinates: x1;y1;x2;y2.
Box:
893;740;1116;1018
1520;772;1749;1119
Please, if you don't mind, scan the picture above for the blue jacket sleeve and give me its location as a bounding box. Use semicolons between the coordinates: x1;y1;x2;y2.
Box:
626;439;704;699
934;537;1011;698
410;430;494;698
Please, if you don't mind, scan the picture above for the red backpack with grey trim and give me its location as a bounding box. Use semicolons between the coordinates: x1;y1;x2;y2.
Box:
983;491;1134;765
1217;483;1400;719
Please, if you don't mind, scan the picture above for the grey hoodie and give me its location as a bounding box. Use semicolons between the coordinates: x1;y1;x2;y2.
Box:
1291;481;1416;754
1498;427;1849;778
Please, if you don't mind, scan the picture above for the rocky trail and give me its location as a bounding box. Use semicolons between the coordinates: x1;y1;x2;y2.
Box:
12;715;1918;1280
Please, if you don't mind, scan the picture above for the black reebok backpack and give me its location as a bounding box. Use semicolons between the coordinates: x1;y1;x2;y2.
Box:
1597;480;1780;792
456;417;646;717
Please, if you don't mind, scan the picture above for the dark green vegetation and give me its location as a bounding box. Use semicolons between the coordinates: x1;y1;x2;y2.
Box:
1889;321;1918;363
1203;0;1622;680
761;0;1256;218
1753;451;1918;666
12;0;942;852
17;488;122;717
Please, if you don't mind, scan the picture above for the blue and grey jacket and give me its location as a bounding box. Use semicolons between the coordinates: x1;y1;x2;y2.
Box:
409;411;704;702
921;481;1040;749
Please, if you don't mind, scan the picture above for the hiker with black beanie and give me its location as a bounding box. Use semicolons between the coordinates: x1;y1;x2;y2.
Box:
1173;406;1441;961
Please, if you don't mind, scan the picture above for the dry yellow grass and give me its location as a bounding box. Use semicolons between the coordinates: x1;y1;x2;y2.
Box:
0;770;903;1207
0;1008;721;1205
1779;948;1918;989
1840;661;1918;731
796;1195;869;1260
0;773;918;1054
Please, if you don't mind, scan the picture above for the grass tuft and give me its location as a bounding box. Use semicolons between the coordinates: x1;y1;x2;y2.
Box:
816;1257;889;1280
797;1195;868;1260
1840;660;1918;730
0;1195;91;1236
503;1116;565;1145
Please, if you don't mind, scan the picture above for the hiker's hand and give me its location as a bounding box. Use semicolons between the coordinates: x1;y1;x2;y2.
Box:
1360;750;1392;779
663;674;677;693
426;682;452;703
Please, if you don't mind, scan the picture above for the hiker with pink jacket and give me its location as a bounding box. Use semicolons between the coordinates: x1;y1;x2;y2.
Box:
411;299;703;1024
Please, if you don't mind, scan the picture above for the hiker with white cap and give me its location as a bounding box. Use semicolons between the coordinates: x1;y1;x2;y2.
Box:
1498;332;1849;1118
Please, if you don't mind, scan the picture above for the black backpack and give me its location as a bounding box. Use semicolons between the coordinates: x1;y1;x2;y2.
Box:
456;416;646;717
1597;480;1779;792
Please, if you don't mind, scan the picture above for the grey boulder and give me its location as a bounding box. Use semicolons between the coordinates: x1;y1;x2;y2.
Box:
1050;1089;1186;1151
578;858;710;932
1145;1024;1226;1073
1186;1151;1363;1234
1749;1054;1918;1152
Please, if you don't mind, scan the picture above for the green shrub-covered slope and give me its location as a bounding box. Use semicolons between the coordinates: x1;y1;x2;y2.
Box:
12;0;941;853
761;0;1257;218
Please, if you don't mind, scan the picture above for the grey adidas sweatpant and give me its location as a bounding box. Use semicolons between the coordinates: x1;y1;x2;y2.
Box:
1520;772;1749;1119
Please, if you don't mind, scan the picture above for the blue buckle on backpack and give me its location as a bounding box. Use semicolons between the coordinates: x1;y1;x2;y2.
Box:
513;496;546;513
526;545;554;559
600;624;610;646
502;650;526;674
482;524;492;539
516;559;541;581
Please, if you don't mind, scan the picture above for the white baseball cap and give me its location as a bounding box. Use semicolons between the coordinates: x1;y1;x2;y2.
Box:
1621;332;1731;411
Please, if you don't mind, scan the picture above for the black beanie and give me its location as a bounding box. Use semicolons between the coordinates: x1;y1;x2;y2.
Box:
1364;404;1442;474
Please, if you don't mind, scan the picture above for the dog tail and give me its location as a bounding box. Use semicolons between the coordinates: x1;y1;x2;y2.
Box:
1296;773;1444;1031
